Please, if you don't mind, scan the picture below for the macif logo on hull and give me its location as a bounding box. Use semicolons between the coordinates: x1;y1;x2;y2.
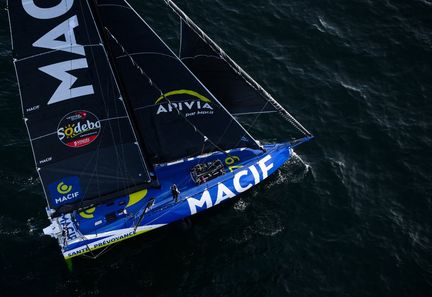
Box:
187;155;274;215
155;89;214;117
48;176;82;207
59;214;78;241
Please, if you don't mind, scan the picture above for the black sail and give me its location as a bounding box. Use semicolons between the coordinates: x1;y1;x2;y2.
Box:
8;0;151;214
94;0;261;164
179;20;277;116
165;0;312;140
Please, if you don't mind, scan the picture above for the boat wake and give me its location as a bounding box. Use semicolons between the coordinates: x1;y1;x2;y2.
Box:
0;173;39;187
265;152;311;189
233;199;249;212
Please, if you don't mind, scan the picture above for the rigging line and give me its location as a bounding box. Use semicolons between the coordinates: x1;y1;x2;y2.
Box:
30;131;57;141
80;0;120;206
81;241;120;259
14;44;102;63
88;0;152;184
200;137;207;155
104;28;235;159
178;14;183;57
74;115;108;211
116;52;178;60
77;148;100;211
180;54;222;61
232;101;271;150
166;0;312;137
233;110;277;116
79;240;115;260
110;0;260;152
97;4;129;9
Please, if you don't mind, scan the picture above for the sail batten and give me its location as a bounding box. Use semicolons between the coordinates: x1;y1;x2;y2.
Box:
14;44;104;63
8;0;153;214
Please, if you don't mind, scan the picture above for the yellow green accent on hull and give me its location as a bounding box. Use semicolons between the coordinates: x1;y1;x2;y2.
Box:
155;89;211;104
78;189;147;219
126;189;148;208
79;207;96;219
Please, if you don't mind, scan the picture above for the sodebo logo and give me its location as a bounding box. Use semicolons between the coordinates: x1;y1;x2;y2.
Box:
57;110;101;148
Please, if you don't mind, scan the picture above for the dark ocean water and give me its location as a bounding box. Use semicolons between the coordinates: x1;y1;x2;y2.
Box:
0;0;431;296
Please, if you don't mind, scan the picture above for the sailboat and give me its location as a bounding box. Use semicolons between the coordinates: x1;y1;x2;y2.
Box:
7;0;313;260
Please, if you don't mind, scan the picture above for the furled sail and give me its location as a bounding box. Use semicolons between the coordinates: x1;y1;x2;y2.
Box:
165;0;312;139
94;0;261;164
7;0;152;214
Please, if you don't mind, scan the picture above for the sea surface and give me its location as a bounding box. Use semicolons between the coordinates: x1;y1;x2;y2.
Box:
0;0;431;296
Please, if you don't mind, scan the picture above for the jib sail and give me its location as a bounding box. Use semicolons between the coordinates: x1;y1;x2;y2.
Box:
179;20;277;116
94;0;261;164
166;0;312;138
7;0;152;214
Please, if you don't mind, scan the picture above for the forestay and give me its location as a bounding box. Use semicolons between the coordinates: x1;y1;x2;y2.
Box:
8;0;152;215
95;0;261;164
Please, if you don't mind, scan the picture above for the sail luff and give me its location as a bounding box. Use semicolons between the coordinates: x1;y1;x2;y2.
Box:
7;0;52;209
164;0;313;137
87;0;157;176
85;0;153;178
13;60;54;210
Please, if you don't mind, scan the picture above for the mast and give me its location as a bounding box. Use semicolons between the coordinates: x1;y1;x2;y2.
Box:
88;0;159;183
92;0;263;164
164;0;313;139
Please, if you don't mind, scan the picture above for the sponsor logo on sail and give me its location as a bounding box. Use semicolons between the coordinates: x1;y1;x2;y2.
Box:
155;89;214;117
48;176;82;207
22;0;95;105
57;110;101;148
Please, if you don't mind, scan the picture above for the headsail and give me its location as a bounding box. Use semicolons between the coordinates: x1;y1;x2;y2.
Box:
166;0;313;139
94;0;261;164
180;20;277;116
8;0;152;214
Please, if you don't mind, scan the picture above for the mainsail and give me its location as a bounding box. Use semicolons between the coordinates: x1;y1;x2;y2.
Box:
7;0;152;214
94;0;261;164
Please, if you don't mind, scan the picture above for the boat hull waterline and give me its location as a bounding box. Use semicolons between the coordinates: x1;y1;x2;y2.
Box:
49;143;292;259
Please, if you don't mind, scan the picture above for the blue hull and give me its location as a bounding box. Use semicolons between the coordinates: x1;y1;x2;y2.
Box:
50;143;292;259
